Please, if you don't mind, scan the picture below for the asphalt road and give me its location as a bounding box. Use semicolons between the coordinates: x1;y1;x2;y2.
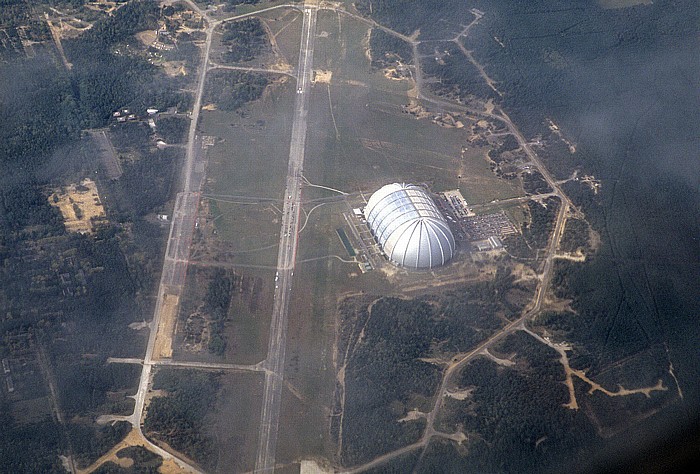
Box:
122;9;217;473
254;5;318;473
95;4;306;473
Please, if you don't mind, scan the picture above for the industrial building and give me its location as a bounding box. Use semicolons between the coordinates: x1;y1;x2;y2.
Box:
364;183;455;269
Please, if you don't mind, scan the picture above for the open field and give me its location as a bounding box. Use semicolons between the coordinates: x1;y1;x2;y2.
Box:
197;77;296;265
200;198;282;267
172;263;274;364
259;7;303;69
304;13;523;204
176;65;302;366
276;210;357;466
200;77;295;218
223;267;275;364
205;372;265;473
193;0;290;21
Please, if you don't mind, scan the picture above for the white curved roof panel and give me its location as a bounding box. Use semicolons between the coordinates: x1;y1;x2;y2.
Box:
365;183;455;269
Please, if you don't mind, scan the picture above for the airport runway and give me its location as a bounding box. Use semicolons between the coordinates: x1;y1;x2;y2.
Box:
254;4;318;473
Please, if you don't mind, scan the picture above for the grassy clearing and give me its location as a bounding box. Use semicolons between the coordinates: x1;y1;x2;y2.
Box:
277;200;400;464
194;0;290;21
172;263;272;365
200;77;295;259
315;10;412;94
205;199;281;267
204;371;265;473
305;14;522;203
258;7;303;68
224;267;274;364
277;233;349;465
202;79;294;199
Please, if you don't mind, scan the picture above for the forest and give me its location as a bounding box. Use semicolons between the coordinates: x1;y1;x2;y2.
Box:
521;196;559;250
156;116;189;144
340;267;532;466
204;70;269;111
65;1;191;128
219;18;270;64
93;446;163;473
419;42;498;103
368;28;412;69
423;331;599;473
1;1;196;471
521;170;552;196
144;369;221;470
203;269;233;355
415;332;596;473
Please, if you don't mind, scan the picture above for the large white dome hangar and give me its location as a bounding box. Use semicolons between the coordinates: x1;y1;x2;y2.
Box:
364;183;456;269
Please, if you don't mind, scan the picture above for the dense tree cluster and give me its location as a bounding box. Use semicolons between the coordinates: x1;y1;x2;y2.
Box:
156;116;189;144
340;267;530;465
145;369;220;469
0;408;64;472
65;1;190;128
522;170;552;195
430;332;598;473
420;42;498;102
522;196;560;249
93;445;163;473
220;18;269;64
107;147;181;218
67;421;131;468
204;69;269;111
369;28;412;69
0;185;64;235
0;1;190;179
341;297;439;465
0;57;80;174
203;269;233;355
559;218;589;253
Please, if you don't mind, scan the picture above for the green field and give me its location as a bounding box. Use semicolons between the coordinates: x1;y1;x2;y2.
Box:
258;7;303;68
223;267;274;364
200;77;295;263
305;13;523;203
193;0;290;21
205;372;265;473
